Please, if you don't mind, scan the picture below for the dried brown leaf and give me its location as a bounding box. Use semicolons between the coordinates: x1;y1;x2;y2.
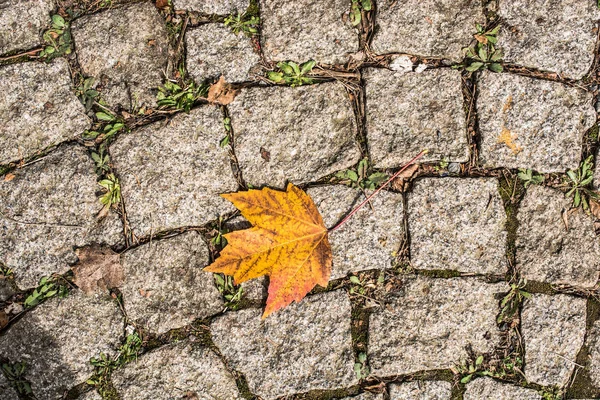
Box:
207;76;240;105
4;173;15;182
590;199;600;221
0;311;8;329
390;163;419;191
72;246;124;295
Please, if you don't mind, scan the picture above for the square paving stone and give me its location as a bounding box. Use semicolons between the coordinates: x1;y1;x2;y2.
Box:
119;232;223;334
0;59;91;165
0;0;53;55
113;339;242;399
307;185;404;280
371;0;485;61
364;68;469;168
172;0;247;13
109;106;237;238
516;185;600;288
0;291;123;400
389;381;452;400
71;3;169;110
185;24;261;84
211;290;357;399
498;0;600;80
340;393;384;400
521;293;586;387
260;0;358;64
407;178;507;275
368;277;507;376
586;320;600;389
463;377;539;399
229;83;360;187
477;71;596;173
0;144;124;289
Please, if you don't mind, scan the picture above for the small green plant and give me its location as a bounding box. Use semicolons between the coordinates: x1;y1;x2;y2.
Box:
433;158;449;173
89;332;142;384
350;0;372;26
349;275;366;295
75;77;100;111
498;279;531;324
224;12;260;36
83;111;126;142
267;61;317;87
456;355;486;384
353;352;369;379
336;158;388;190
157;80;206;112
221;117;232;148
459;24;503;73
24;276;67;308
39;15;72;59
98;174;121;207
566;155;598;210
91;148;110;174
2;362;32;395
214;274;243;309
517;168;544;188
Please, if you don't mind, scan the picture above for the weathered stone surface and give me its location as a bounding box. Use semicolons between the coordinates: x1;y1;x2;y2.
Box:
230;83;360;187
477;71;595;173
211;290;356;399
408;178;507;274
120;232;223;334
498;0;600;80
369;277;506;376
464;377;539;399
261;0;358;64
0;291;123;400
389;381;452;400
372;0;484;61
0;144;123;288
76;390;102;400
521;294;586;387
241;276;268;303
186;24;260;83
0;373;18;400
72;3;169;110
364;68;469;168
110;106;237;238
113;339;242;399
341;393;384;400
0;59;91;164
0;277;16;302
587;320;600;389
307;185;404;279
173;0;247;13
516;185;600;287
0;0;53;55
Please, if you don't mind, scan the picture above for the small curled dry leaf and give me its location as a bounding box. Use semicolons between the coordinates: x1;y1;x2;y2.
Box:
207;76;240;105
72;246;124;295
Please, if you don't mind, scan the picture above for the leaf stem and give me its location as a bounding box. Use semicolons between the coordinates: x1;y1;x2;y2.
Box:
328;149;428;233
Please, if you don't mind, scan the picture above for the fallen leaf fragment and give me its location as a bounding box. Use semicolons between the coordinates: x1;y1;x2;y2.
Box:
590;199;600;221
205;183;332;317
72;246;124;295
390;163;419;191
207;76;240;105
0;311;8;329
4;173;15;182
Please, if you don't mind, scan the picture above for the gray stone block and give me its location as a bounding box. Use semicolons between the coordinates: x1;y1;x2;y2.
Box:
0;0;53;55
389;381;452;400
463;377;540;399
586;320;600;389
173;0;248;13
364;68;469;168
0;59;91;164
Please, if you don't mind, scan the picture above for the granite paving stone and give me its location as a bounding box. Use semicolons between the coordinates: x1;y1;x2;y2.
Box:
72;3;169;110
0;59;91;165
211;290;356;399
340;393;384;400
369;277;506;376
112;339;242;399
586;320;600;389
0;0;53;55
260;0;358;64
477;71;596;172
119;231;223;334
498;0;600;80
186;24;261;83
0;144;123;289
516;185;600;287
371;0;485;61
389;381;452;400
364;68;469;168
0;373;18;400
307;185;404;279
229;83;360;187
0;291;123;400
463;377;540;399
521;293;587;387
172;0;248;14
408;178;507;275
109;106;237;238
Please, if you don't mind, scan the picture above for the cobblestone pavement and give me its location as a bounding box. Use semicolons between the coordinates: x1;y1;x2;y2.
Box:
1;0;600;399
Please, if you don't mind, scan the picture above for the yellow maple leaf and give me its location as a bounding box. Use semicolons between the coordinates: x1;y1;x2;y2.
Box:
204;183;332;317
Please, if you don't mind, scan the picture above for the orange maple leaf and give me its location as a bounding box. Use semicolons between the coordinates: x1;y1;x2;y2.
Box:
204;183;332;317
